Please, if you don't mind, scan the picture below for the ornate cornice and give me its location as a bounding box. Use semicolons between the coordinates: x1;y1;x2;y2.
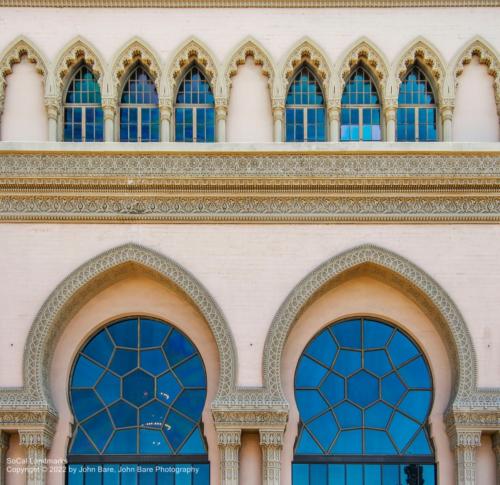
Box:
0;0;497;6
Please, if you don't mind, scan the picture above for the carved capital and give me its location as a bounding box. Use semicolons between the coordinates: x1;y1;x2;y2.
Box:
102;97;116;120
159;98;173;121
327;105;340;122
217;429;241;447
440;100;455;121
449;429;482;450
272;98;285;121
44;96;59;120
260;429;284;447
215;98;228;120
18;429;53;450
384;98;398;121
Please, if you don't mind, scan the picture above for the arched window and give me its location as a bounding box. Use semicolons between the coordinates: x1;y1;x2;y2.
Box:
67;316;209;484
119;66;160;142
341;67;381;141
293;317;435;485
397;67;437;142
175;66;215;142
285;66;326;142
64;65;103;142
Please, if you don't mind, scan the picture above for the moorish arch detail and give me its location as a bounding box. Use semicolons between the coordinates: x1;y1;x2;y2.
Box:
54;37;106;98
262;244;497;410
222;37;276;99
0;36;50;106
0;243;236;412
391;38;447;102
110;38;162;99
163;38;219;101
337;38;390;97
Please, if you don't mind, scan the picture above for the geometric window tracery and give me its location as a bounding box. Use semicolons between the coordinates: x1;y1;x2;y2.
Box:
67;316;209;484
293;317;435;485
285;66;326;142
397;66;438;142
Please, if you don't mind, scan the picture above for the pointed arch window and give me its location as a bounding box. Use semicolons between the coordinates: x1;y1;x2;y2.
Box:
397;67;437;142
66;316;209;484
285;66;326;142
175;66;215;142
341;67;381;141
292;317;436;485
64;65;104;142
119;66;160;142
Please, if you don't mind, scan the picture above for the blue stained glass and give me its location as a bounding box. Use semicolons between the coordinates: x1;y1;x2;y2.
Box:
164;410;195;450
174;355;206;387
157;371;182;404
387;332;419;367
334;401;362;428
71;389;103;422
346;464;363;485
320;372;345;406
305;329;337;367
296;356;329;387
364;350;392;376
388;412;420;452
406;429;432;455
365;430;397;454
365;402;393;429
72;356;105;388
140;349;167;375
109;349;138;375
296;390;328;421
103;465;120;485
138;465;156;485
332;320;361;348
140;401;168;428
164;330;196;366
179;428;206;454
365;465;382;485
193;465;210;485
105;429;137;454
86;467;100;485
109;400;137;428
82;410;114;451
173;389;207;420
399;391;432;422
311;464;328;484
348;370;379;407
296;429;323;454
139;429;171;454
332;430;362;454
293;464;309;483
398;357;431;388
123;370;154;406
71;429;98;454
120;464;137;485
307;412;338;451
108;319;138;348
68;464;84;485
140;319;169;348
96;372;120;405
382;464;399;484
334;350;361;375
328;464;345;484
381;373;407;405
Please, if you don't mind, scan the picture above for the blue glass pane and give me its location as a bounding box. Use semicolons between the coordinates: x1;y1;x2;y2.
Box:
307;411;338;452
193;464;210;485
109;400;137;428
179;428;206;454
365;401;393;429
105;429;137;454
382;464;399;485
96;371;120;405
331;320;361;348
157;466;175;484
388;412;420;452
381;373;407;405
365;430;397;454
140;349;168;375
68;464;84;485
120;464;137;485
164;410;195;450
103;464;120;485
348;370;379;407
72;356;105;387
174;355;206;387
157;371;182;405
406;429;432;455
296;390;328;421
82;410;114;451
138;465;156;485
173;389;206;420
365;350;392;376
346;464;363;485
421;465;436;484
334;402;362;428
365;464;382;485
140;401;168;428
398;357;431;388
139;429;172;453
108;319;138;348
333;350;361;375
328;464;345;485
310;464;327;484
320;372;345;406
296;356;329;387
109;349;138;375
305;329;337;367
140;319;170;348
387;332;419;367
70;429;98;454
164;330;196;366
86;467;100;485
399;390;432;421
121;66;158;104
123;370;154;406
71;389;104;421
332;430;362;454
296;428;323;454
293;464;309;484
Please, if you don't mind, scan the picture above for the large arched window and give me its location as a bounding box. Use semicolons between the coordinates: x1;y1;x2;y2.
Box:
341;67;381;141
119;66;160;142
175;66;215;142
285;66;326;142
293;317;435;485
67;316;209;484
64;65;104;142
397;67;437;142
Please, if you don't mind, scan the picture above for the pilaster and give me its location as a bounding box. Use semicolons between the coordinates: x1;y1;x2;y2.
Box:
102;97;116;142
19;429;52;485
440;99;454;142
159;98;173;142
492;432;500;485
260;429;284;485
44;96;59;142
450;429;482;485
215;97;228;142
384;98;398;142
0;431;9;485
327;104;340;142
217;429;241;485
272;98;285;142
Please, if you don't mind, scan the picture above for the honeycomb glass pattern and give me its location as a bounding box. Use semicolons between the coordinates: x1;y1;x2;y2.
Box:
68;317;208;457
294;318;434;457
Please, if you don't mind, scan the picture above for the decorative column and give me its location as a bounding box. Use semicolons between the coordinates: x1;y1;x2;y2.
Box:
0;94;4;141
218;429;241;485
45;96;59;142
215;98;228;142
0;431;9;485
272;98;285;142
450;429;482;485
19;429;51;485
159;98;173;142
260;429;284;485
384;99;398;142
102;97;116;142
440;100;454;142
492;432;500;485
327;105;340;142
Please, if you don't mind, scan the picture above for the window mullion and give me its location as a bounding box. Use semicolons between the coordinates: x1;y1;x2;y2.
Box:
303;108;307;142
193;108;197;142
82;107;86;143
138;107;142;143
359;107;363;142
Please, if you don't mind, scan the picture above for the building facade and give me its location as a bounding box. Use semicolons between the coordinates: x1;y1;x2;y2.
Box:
0;1;498;484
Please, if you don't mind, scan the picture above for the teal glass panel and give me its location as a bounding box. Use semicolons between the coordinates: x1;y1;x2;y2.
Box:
406;429;432;455
108;319;138;348
70;429;98;454
363;320;393;348
96;371;120;406
109;349;138;375
334;401;362;428
157;371;182;405
296;390;328;421
193;464;210;485
173;389;207;420
388;413;420;452
307;411;338;451
310;464;328;484
105;429;137;454
71;389;104;421
109;400;137;428
67;464;84;485
164;329;196;366
305;329;337;367
72;356;105;388
348;370;379;407
140;319;170;348
140;349;168;375
381;373;406;405
346;464;363;485
123;370;154;406
382;464;399;485
398;391;432;422
364;350;392;376
85;467;101;485
296;356;329;387
120;464;137;485
398;358;431;389
296;429;323;454
164;410;195;450
333;350;361;375
365;430;397;454
328;464;345;485
179;428;206;454
365;402;393;429
103;464;120;485
332;319;361;348
320;372;345;406
387;332;419;367
140;401;168;429
174;355;206;387
82;410;114;451
139;429;171;454
332;430;362;454
365;465;382;485
138;464;156;485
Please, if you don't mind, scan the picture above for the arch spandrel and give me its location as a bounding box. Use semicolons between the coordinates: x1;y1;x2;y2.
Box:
262;244;496;411
0;36;50;102
0;243;236;412
54;37;106;100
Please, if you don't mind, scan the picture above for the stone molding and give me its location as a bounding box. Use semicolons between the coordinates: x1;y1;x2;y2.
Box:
18;429;53;449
